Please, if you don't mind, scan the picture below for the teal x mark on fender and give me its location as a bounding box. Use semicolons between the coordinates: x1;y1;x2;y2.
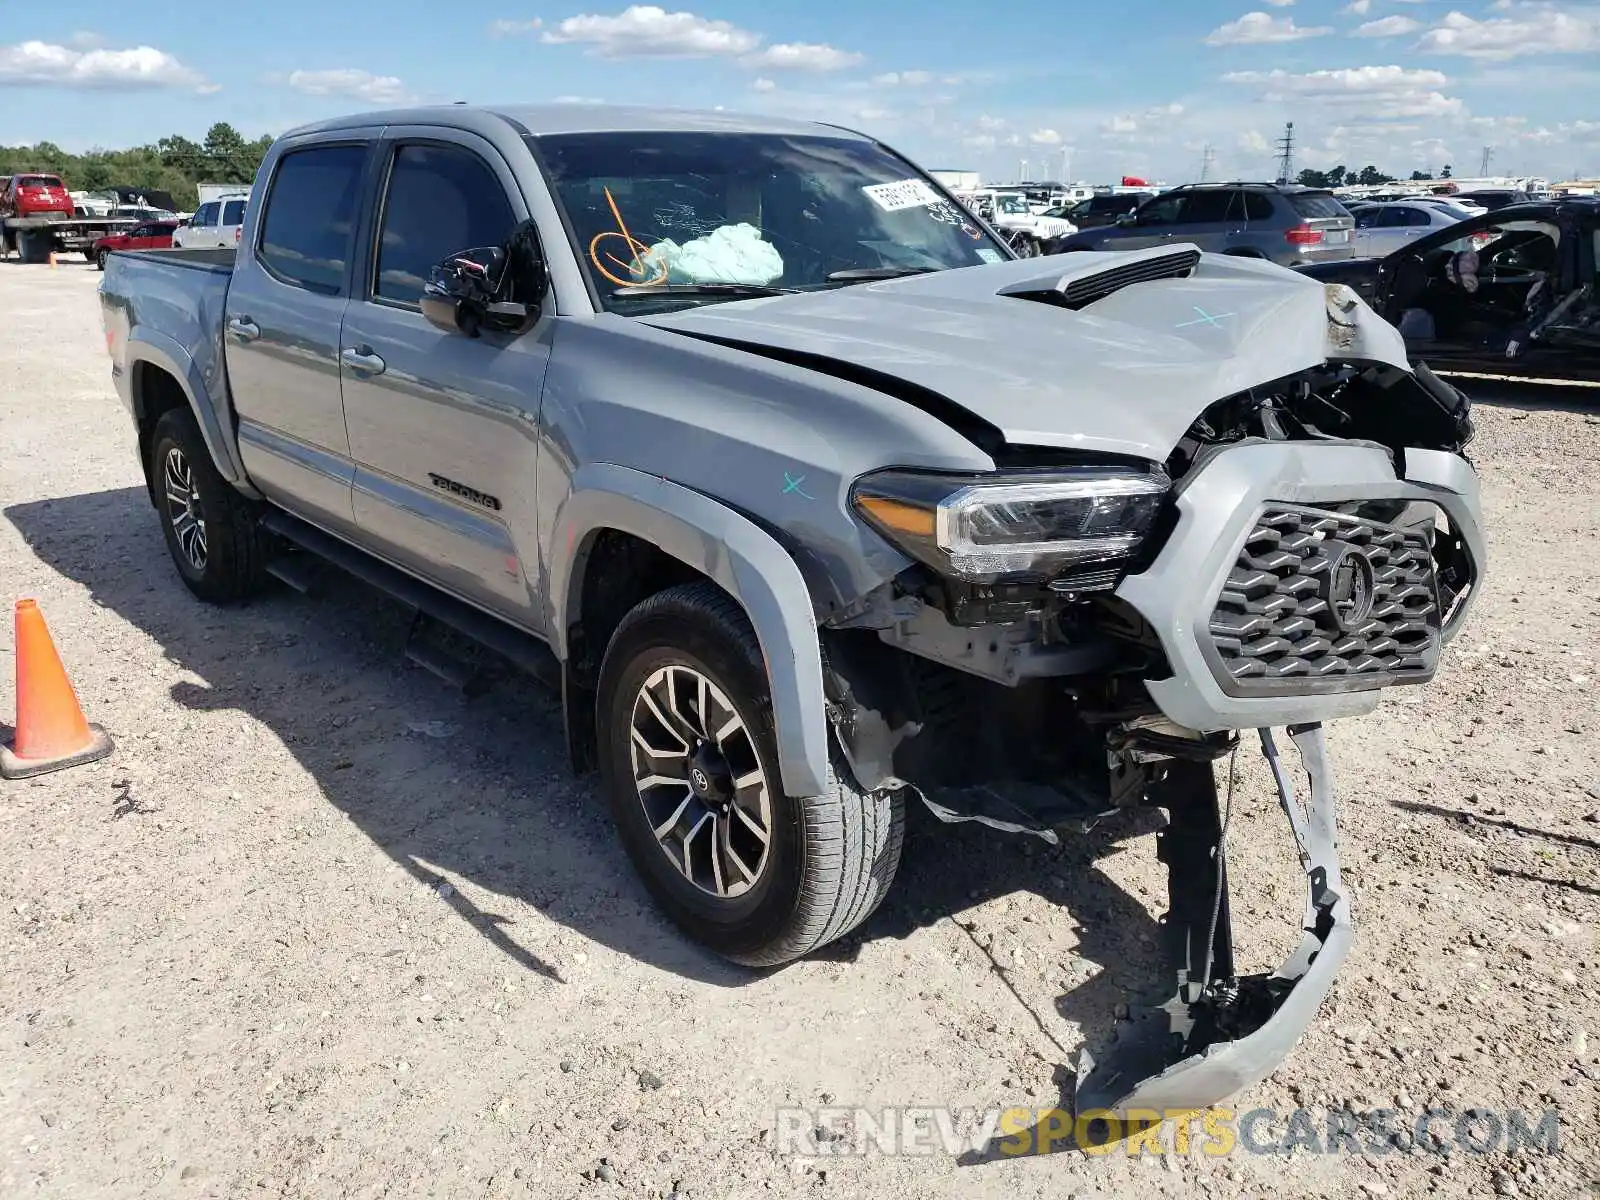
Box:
782;471;814;499
1175;306;1236;329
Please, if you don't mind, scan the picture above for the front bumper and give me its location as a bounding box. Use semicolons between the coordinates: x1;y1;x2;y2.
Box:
1075;723;1350;1115
1116;441;1484;732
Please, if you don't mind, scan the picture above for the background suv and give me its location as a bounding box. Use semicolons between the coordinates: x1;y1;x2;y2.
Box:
1047;182;1355;266
173;194;248;249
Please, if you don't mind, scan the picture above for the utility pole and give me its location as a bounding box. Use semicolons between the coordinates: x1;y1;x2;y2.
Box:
1274;122;1295;184
1480;145;1494;176
1200;143;1217;182
1059;146;1070;183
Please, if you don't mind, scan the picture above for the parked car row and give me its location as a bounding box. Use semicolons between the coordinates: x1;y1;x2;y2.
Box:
1044;182;1356;267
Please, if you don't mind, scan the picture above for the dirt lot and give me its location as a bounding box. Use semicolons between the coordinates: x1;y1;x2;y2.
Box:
1;261;1597;1199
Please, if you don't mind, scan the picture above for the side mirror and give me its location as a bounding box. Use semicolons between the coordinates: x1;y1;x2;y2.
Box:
1115;211;1138;227
420;219;549;339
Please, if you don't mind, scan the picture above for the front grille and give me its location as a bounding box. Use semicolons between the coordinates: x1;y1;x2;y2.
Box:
1058;249;1201;310
1208;505;1441;694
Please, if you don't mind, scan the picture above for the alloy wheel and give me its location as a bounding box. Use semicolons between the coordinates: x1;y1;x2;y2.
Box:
162;446;208;571
629;663;773;898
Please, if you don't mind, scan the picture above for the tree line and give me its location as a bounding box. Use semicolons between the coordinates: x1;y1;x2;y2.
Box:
1295;164;1455;189
0;123;273;210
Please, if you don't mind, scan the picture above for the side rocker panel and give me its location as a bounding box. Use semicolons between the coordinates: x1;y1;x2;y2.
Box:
547;462;831;799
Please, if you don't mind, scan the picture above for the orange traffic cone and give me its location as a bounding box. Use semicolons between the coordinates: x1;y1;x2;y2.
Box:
2;599;113;779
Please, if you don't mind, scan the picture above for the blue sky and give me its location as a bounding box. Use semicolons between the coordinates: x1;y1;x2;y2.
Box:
2;0;1595;183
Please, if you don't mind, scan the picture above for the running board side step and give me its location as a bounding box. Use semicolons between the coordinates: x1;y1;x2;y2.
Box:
259;509;562;692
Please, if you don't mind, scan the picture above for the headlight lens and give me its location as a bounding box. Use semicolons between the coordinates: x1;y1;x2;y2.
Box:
852;467;1168;584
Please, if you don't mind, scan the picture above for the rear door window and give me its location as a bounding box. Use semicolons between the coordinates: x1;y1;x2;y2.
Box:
372;142;516;306
1242;193;1274;221
256;142;369;295
222;199;246;226
1178;190;1235;223
194;203;220;227
1289;193;1347;220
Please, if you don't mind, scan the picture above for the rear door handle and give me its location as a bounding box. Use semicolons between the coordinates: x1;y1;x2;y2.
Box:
341;346;386;375
226;316;259;342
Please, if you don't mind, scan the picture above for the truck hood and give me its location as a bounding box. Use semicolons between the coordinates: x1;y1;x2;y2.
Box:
640;246;1409;461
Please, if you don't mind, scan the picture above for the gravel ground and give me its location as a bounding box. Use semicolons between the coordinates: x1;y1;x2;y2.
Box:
1;261;1597;1199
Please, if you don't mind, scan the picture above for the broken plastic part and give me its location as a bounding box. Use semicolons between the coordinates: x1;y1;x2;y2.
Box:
1072;723;1352;1115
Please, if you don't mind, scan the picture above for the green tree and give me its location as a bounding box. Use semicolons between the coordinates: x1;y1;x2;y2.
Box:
1297;168;1330;188
1327;164;1347;188
1410;170;1432;181
1441;164;1453;178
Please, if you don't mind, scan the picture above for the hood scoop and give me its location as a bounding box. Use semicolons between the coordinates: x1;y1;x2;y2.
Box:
997;244;1202;310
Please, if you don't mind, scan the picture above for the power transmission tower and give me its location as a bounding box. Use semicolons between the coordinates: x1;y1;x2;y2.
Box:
1275;122;1295;185
1200;143;1217;182
1479;145;1494;176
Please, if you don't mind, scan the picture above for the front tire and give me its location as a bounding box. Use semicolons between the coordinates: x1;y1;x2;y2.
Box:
597;582;903;967
149;408;269;603
95;249;108;270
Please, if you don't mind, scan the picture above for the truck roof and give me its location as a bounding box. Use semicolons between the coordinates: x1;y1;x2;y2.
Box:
281;102;864;142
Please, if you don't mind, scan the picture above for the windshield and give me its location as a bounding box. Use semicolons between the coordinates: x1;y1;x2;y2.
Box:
994;194;1029;214
533;131;1010;311
17;175;62;189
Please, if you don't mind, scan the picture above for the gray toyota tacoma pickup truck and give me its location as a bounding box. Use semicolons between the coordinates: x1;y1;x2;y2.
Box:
100;103;1485;1114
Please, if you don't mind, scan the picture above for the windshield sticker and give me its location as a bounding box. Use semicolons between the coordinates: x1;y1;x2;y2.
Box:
862;178;943;213
976;248;1004;264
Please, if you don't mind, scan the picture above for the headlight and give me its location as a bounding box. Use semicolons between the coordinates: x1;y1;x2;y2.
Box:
851;467;1169;585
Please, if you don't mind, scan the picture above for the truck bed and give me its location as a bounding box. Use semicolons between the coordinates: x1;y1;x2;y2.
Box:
100;247;237;454
115;246;237;271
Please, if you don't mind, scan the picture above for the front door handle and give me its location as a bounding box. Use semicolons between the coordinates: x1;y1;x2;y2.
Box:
341;346;386;375
227;316;260;342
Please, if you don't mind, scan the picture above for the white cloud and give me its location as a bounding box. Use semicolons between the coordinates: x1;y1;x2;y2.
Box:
742;42;863;71
974;113;1008;131
1029;128;1062;145
1239;129;1272;153
541;6;761;57
1343;0;1371;12
751;76;776;92
1104;115;1140;134
1224;64;1465;117
870;69;935;86
1418;8;1600;58
489;18;543;35
1263;0;1295;6
66;31;105;49
538;7;863;70
285;68;412;104
550;94;605;103
0;39;214;91
1204;11;1334;44
1354;14;1423;36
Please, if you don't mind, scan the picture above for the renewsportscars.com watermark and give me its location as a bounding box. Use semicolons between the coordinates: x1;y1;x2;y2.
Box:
773;1104;1563;1160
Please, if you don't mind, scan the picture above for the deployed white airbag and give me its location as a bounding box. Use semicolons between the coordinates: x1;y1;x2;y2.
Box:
640;224;784;286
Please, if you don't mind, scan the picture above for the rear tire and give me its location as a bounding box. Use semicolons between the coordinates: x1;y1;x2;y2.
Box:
597;582;903;967
149;408;269;603
95;249;108;271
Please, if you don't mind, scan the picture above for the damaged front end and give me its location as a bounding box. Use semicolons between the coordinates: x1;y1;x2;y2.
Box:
822;348;1484;1115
